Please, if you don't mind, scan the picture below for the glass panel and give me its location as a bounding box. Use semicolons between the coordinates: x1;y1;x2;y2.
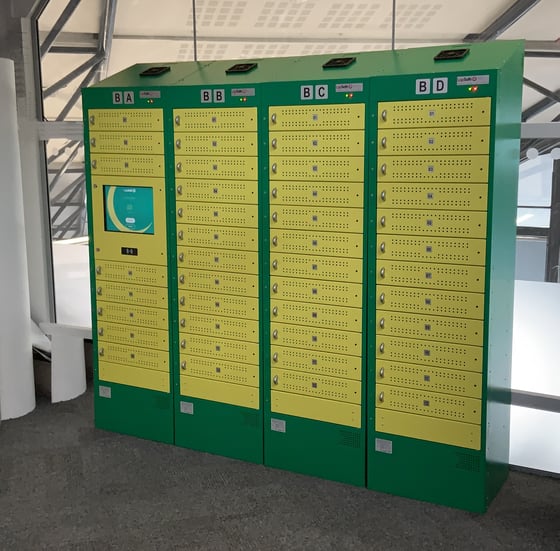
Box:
516;207;550;228
515;237;547;281
518;154;552;207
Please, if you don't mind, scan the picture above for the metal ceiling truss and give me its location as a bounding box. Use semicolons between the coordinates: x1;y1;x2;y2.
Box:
36;0;116;240
33;0;560;241
464;0;542;42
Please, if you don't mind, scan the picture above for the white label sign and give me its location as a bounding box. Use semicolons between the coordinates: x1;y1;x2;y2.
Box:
416;78;431;95
300;84;329;100
433;77;448;94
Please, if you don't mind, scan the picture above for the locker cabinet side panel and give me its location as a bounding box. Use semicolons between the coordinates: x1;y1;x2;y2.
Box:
484;43;524;506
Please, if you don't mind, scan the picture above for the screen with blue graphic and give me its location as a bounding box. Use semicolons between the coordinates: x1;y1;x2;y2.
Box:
103;185;154;235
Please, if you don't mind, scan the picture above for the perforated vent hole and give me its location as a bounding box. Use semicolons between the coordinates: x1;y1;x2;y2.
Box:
455;452;481;472
338;430;361;449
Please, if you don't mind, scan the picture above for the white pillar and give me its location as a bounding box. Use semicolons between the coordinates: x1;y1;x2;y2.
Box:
0;58;35;419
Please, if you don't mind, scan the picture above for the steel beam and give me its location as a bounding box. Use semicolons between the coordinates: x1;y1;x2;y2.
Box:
546;160;560;282
47;140;79;165
56;65;98;120
50;174;84;204
192;0;198;61
48;142;81;192
511;390;560;413
38;121;84;140
51;178;84;223
43;53;103;98
40;0;81;57
464;0;542;41
98;0;117;80
521;123;560;139
524;78;560;105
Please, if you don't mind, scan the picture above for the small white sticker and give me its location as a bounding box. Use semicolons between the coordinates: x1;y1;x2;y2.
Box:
99;385;111;398
335;82;364;93
271;418;286;433
416;78;430;95
123;91;134;104
231;88;256;97
201;89;212;103
301;85;313;100
315;84;328;100
375;438;393;454
433;77;448;94
139;90;161;99
180;401;194;414
457;74;490;86
112;91;123;104
213;89;225;103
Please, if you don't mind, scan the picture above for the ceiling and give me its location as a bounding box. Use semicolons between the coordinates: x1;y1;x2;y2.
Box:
36;0;560;124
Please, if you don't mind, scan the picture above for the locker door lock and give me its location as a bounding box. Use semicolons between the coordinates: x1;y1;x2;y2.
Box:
176;185;183;195
380;163;387;175
180;318;186;328
89;115;95;124
271;113;277;124
175;139;181;149
271;163;277;174
272;306;278;316
176;162;182;172
177;208;183;218
379;318;385;329
272;329;278;340
379;342;385;353
96;266;102;275
271;283;278;294
378;392;385;403
98;347;104;357
179;275;185;284
379;292;385;304
271;236;278;246
271;212;278;223
379;242;386;253
97;287;102;295
175;115;181;126
178;252;185;262
379;367;384;378
180;339;186;349
380;190;386;202
379;267;386;278
90;137;96;147
91;160;97;169
179;296;186;306
380;216;386;227
97;307;103;315
271;260;278;270
271;138;277;149
273;375;279;385
98;328;104;336
271;188;278;199
380;136;387;148
180;361;186;371
272;352;278;362
178;230;184;240
381;109;387;121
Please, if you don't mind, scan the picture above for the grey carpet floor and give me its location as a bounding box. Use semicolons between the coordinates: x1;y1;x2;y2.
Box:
1;388;559;551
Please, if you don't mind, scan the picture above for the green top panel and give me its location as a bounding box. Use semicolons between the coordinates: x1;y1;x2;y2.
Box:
89;41;524;89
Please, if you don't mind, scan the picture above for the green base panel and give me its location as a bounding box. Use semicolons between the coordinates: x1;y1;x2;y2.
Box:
264;413;365;486
175;398;263;464
367;433;506;513
94;381;174;444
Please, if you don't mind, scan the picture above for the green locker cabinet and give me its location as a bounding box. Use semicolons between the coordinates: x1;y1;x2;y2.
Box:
83;40;523;511
366;43;524;512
